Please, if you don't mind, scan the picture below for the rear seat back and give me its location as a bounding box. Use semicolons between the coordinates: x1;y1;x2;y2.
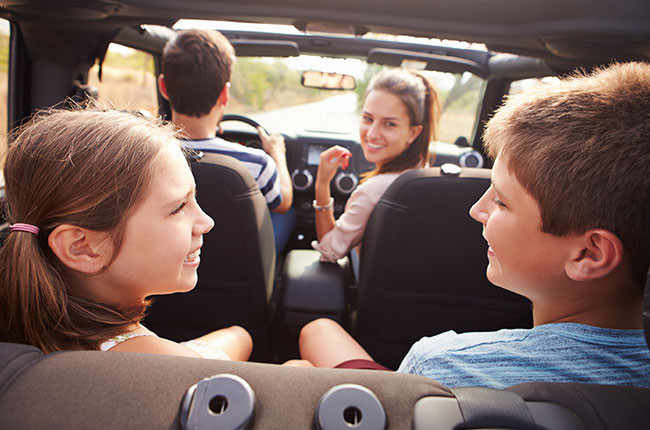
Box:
355;167;533;369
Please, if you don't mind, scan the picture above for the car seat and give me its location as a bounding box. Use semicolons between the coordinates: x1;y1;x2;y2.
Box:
354;166;533;369
143;152;276;360
0;341;450;429
1;281;647;430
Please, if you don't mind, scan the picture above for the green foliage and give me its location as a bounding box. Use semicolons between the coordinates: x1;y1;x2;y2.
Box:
354;63;383;109
440;73;482;112
230;57;330;112
102;47;155;74
0;34;8;72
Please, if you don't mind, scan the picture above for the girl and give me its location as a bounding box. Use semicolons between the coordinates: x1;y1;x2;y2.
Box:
0;107;252;361
312;69;440;262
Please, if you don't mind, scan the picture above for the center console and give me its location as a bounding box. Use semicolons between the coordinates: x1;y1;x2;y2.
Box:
289;137;374;228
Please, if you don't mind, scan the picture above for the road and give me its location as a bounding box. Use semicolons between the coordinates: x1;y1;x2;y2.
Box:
246;93;360;135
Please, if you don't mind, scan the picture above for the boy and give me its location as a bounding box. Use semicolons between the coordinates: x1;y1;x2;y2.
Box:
158;29;295;252
299;62;650;388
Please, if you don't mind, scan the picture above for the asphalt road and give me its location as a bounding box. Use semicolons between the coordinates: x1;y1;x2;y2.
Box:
248;93;360;135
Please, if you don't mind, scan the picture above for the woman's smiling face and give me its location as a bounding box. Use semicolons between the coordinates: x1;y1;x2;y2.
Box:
359;90;422;168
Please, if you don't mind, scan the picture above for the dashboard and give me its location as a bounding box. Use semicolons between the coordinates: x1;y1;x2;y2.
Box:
286;133;373;229
220;128;485;242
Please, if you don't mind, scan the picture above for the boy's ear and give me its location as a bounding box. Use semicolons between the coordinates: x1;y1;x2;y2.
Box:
217;82;230;107
565;229;624;281
48;225;112;274
158;74;169;100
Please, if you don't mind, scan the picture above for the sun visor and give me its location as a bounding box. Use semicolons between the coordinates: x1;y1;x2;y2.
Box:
367;48;488;77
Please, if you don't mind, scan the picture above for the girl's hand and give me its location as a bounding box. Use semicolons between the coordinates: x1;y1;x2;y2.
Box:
316;145;352;185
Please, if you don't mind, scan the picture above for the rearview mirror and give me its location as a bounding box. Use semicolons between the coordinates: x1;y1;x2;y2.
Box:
301;70;356;90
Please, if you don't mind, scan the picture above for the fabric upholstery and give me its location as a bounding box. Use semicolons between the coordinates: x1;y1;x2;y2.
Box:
355;167;533;369
144;153;276;360
0;342;449;429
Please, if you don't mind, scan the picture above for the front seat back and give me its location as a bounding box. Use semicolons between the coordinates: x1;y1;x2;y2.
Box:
355;167;533;369
0;342;449;429
144;153;275;360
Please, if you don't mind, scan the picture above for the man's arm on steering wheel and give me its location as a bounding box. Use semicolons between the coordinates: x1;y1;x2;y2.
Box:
257;126;293;213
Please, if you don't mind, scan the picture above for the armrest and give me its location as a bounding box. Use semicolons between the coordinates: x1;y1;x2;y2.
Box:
280;249;347;326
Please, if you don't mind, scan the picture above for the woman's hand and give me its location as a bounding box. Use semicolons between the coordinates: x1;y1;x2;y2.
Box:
314;146;351;240
316;145;352;186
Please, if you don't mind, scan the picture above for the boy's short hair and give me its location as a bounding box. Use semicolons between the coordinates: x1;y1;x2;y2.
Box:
483;62;650;289
161;29;235;118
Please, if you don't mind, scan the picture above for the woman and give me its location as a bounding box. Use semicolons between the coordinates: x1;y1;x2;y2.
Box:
312;69;440;262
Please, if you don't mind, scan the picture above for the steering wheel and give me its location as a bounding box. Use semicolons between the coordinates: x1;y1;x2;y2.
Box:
219;114;270;148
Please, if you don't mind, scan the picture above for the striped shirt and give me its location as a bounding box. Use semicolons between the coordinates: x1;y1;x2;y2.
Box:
183;137;282;210
397;323;650;389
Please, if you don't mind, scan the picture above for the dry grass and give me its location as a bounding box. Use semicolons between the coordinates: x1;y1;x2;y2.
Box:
0;72;7;165
88;64;158;116
439;109;477;143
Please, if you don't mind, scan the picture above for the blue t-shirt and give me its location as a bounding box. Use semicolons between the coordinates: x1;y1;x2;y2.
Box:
184;137;282;210
397;323;650;389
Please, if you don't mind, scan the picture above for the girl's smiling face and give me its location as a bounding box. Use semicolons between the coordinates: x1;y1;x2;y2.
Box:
359;90;422;168
94;143;214;306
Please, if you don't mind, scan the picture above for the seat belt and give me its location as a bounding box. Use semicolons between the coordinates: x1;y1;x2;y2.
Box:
449;386;536;429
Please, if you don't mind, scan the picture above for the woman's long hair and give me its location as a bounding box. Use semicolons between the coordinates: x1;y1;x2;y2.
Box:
362;69;441;181
0;107;177;352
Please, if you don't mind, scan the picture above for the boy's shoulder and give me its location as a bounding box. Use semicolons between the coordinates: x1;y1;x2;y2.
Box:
407;323;646;359
184;136;268;159
182;137;276;176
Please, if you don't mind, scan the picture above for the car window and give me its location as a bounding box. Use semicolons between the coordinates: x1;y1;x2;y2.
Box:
0;19;8;165
421;70;483;145
87;44;158;117
226;55;484;146
509;76;561;95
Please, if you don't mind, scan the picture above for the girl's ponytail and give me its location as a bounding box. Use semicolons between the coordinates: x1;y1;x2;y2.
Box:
0;226;67;352
1;107;171;352
417;72;441;165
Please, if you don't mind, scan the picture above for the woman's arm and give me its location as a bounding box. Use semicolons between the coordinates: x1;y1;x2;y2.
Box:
314;146;351;240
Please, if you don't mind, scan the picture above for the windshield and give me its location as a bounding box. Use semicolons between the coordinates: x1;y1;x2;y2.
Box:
224;55;484;145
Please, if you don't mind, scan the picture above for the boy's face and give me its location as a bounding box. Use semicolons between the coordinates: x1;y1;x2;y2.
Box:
469;155;576;301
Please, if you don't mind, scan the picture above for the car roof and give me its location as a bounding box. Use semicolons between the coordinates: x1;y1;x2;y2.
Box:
3;0;650;73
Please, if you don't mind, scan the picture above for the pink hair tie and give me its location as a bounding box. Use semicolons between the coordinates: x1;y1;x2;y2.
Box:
9;223;40;235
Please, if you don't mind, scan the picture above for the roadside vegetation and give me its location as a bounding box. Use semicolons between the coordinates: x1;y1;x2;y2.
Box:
0;29;8;159
1;38;482;160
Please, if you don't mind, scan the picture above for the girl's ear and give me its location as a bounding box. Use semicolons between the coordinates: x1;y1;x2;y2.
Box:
407;124;423;145
565;229;624;281
48;225;113;274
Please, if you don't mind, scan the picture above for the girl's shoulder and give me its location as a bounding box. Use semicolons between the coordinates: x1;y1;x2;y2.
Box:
99;324;156;351
104;331;203;358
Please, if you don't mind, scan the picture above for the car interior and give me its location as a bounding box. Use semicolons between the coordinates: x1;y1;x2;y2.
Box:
0;0;649;428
